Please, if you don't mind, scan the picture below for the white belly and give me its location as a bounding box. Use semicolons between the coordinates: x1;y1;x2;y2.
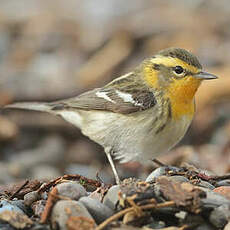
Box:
59;108;193;163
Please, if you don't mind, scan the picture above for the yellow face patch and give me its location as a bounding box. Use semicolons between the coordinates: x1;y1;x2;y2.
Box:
143;55;202;120
143;56;201;89
143;61;159;88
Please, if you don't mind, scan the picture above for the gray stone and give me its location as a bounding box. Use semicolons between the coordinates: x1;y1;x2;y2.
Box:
24;191;41;206
216;180;230;187
51;200;95;230
200;187;230;208
0;223;15;230
11;200;28;215
146;220;165;229
31;200;46;217
145;166;181;182
168;176;189;183
194;223;216;230
196;180;215;190
28;224;50;230
103;185;120;210
209;204;230;228
79;196;114;224
56;182;87;200
0;200;25;214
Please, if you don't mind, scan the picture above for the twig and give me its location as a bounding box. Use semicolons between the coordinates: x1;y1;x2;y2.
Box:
95;200;175;230
40;187;58;224
10;180;29;199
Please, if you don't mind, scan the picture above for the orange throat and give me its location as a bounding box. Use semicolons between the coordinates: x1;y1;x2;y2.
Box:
166;77;202;120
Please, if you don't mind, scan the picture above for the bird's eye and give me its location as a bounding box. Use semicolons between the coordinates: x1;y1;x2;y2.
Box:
174;66;184;75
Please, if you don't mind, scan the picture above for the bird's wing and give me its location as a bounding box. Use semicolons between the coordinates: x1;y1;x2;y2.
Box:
50;72;157;114
51;88;156;114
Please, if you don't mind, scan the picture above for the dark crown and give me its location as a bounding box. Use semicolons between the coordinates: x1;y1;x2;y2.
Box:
158;47;202;69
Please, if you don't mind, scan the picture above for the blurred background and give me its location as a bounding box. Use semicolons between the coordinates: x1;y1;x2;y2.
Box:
0;0;230;184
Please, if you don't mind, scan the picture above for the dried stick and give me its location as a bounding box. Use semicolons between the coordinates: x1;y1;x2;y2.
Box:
40;187;58;224
10;180;29;199
95;200;175;230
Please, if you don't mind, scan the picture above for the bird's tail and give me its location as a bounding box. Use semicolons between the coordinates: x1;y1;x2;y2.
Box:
3;102;54;113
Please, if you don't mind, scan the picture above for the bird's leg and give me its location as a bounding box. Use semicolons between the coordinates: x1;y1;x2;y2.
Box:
105;147;121;185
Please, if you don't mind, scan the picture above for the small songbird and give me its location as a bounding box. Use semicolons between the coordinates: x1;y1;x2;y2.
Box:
4;48;218;184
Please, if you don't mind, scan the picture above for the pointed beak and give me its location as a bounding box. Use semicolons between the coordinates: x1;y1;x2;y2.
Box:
194;71;218;80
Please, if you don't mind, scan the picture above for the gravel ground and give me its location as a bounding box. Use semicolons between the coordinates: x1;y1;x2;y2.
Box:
0;1;230;229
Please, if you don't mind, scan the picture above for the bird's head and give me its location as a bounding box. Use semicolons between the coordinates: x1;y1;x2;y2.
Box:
142;47;217;96
143;48;217;88
140;47;218;119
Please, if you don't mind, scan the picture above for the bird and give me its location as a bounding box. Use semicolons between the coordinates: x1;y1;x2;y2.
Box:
4;47;218;184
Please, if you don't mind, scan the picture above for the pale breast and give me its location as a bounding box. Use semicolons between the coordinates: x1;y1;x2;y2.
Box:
75;108;193;163
141;115;192;161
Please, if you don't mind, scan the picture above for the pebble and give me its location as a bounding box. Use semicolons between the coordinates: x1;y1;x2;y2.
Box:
0;223;15;230
11;200;29;215
213;186;230;200
216;180;230;187
103;185;120;210
79;196;114;224
200;187;230;208
194;223;216;230
209;204;230;228
29;224;51;230
31;200;46;217
24;191;41;206
146;220;165;229
66;215;96;230
168;176;189;183
56;182;87;200
0;200;25;214
196;180;215;190
51;200;95;230
145;166;181;182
